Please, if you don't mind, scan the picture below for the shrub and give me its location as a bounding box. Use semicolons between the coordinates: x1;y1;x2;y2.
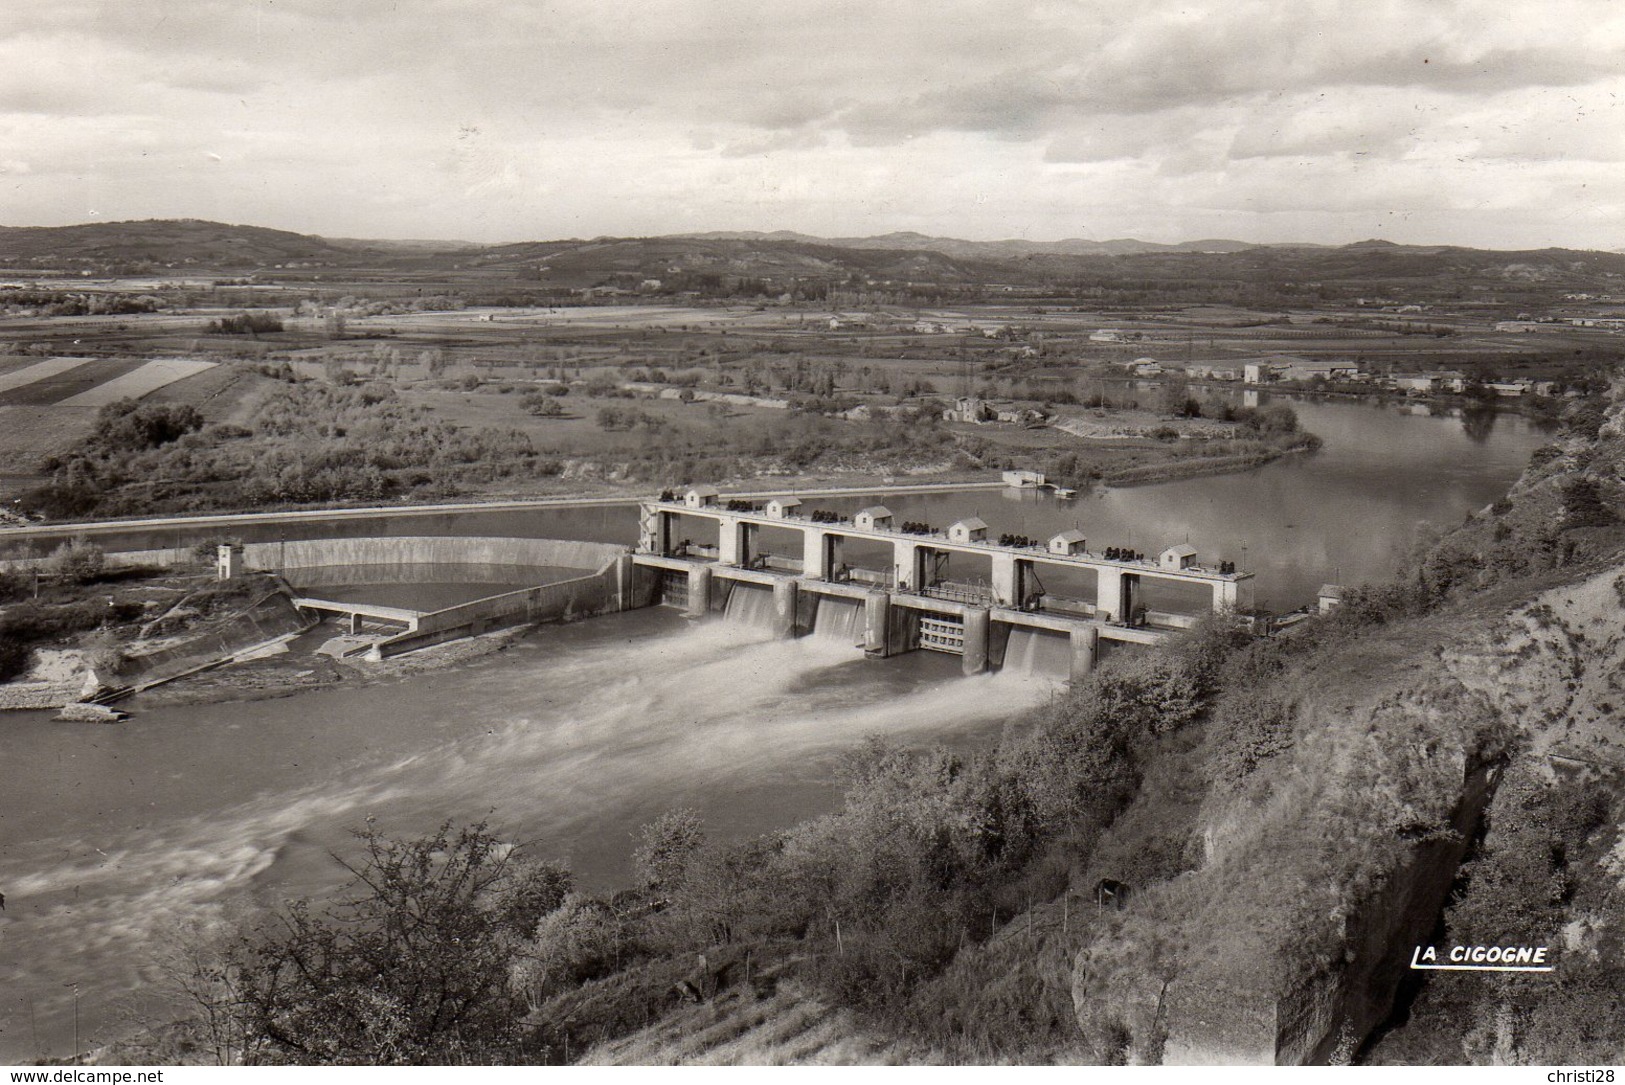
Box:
194;822;565;1065
47;538;105;584
209;312;284;335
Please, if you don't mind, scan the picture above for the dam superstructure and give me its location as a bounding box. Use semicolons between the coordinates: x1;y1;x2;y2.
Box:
633;488;1255;678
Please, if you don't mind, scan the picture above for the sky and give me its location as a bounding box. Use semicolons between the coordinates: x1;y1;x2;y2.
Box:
2;0;1623;249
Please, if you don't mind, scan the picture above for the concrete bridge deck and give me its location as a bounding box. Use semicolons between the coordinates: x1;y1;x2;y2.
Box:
640;497;1253;622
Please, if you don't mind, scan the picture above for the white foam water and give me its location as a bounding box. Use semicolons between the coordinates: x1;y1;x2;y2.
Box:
0;608;1059;1061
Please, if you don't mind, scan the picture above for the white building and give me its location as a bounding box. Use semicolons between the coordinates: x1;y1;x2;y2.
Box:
683;486;719;509
1049;530;1087;556
765;497;802;519
1159;544;1198;571
854;506;894;531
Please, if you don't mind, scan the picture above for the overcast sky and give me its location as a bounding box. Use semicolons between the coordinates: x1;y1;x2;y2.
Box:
3;0;1622;248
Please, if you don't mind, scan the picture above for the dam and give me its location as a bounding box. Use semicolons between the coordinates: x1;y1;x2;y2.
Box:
632;488;1255;679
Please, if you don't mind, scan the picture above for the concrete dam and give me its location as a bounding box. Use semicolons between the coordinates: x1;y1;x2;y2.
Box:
631;488;1255;679
5;488;1256;679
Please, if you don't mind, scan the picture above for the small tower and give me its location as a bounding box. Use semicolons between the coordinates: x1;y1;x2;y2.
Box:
216;543;243;581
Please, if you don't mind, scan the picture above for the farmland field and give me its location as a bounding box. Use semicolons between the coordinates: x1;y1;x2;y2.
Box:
54;357;217;406
0;356;93;394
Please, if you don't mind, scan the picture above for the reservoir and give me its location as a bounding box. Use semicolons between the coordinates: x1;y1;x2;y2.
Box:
0;397;1551;1060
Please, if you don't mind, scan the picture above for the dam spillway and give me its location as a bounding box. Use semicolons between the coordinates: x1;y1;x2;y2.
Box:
632;490;1256;678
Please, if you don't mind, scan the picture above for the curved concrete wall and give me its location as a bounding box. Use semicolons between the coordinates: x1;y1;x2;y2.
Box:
3;536;627;574
244;536;627;572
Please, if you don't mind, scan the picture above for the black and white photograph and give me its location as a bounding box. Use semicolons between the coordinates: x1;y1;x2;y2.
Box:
0;0;1622;1073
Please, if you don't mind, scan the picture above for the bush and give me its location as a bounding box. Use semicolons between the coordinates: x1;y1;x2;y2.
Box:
192;822;566;1065
47;538;105;583
209;312;284;335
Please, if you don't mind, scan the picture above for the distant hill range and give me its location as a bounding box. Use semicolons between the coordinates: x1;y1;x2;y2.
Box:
2;218;1624;289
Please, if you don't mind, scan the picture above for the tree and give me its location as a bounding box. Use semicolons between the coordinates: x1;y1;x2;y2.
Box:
633;809;705;894
47;537;105;583
209;821;570;1065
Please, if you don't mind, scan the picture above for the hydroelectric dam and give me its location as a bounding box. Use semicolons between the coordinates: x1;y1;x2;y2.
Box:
632;488;1255;679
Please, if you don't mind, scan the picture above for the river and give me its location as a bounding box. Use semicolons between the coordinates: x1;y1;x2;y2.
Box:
0;396;1549;1061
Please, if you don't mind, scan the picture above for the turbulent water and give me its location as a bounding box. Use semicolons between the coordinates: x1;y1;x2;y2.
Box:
0;608;1062;1061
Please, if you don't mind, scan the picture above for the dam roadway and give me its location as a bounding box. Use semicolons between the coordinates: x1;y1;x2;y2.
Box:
0;480;1007;546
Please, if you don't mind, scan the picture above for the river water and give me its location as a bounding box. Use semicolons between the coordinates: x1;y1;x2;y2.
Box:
0;397;1549;1061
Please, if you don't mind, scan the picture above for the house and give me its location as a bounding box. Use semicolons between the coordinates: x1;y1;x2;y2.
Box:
854;506;894;531
1049;530;1087;555
1132;359;1163;377
1282;361;1360;382
1389;374;1435;394
1159;544;1198;571
1089;329;1126;343
1002;470;1045;488
683;486;718;509
1486;380;1531;398
1318;584;1345;614
1243;362;1290;384
947;517;988;544
942;396;995;423
765;497;802;519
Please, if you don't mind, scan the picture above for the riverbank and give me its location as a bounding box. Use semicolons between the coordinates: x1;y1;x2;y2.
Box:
129;620;540;709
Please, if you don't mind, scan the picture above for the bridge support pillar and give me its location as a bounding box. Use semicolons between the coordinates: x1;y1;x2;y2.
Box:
614;553;636;611
1213;576;1254;613
962;608;990;675
864;591;891;656
718;516;743;566
1097;567;1123;622
1097;568;1140;623
802;528;830;581
893;540;921;591
773;578;798;638
1069;626;1099;682
349;611;364;636
992;553;1020;608
687;566;713;618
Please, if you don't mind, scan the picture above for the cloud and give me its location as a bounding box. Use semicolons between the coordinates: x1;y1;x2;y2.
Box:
0;0;1622;247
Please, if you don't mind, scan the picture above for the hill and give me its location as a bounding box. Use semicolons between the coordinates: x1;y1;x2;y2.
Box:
7;218;1625;295
0;219;377;271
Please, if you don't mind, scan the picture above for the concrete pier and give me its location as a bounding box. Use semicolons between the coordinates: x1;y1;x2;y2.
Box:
687;566;713;618
962;608;991;675
864;591;891;656
1070;626;1099;681
773;578;798;638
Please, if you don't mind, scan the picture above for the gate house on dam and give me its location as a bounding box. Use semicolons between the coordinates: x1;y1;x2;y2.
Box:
632;489;1255;679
